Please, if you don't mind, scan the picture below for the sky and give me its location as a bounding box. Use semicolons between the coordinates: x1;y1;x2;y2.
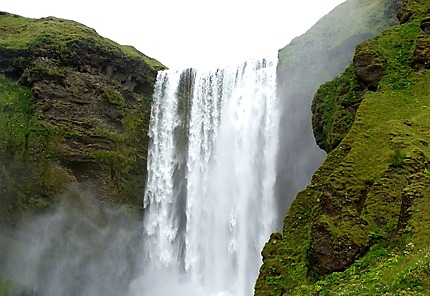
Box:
2;0;346;69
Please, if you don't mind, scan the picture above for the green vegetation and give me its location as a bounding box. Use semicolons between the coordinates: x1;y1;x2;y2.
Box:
312;65;360;152
0;75;33;159
302;241;430;295
0;13;165;71
91;127;124;142
27;64;68;82
278;0;401;92
0;10;160;296
398;0;430;23
0;277;13;295
0;75;70;221
114;105;152;205
0;76;71;217
104;88;126;107
0;11;164;224
312;19;422;153
389;148;406;168
257;5;430;295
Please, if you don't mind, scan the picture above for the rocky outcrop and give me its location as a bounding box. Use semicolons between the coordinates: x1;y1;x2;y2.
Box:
397;0;430;24
412;17;430;70
305;11;430;281
0;13;166;224
256;0;430;295
311;42;387;154
273;0;401;222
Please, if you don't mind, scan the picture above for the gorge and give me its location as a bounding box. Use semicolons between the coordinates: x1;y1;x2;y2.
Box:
1;0;430;295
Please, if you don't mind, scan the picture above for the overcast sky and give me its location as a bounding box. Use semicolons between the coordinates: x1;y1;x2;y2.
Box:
3;0;346;69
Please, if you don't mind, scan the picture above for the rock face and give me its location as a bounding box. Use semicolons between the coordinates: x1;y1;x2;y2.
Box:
256;0;430;295
412;17;430;70
273;0;401;223
0;13;166;224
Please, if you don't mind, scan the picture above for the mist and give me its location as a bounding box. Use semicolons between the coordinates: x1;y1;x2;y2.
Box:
0;1;403;294
0;185;143;296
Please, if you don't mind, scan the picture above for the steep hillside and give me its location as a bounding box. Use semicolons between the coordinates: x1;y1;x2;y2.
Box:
0;12;166;294
256;0;430;295
274;0;401;219
0;12;165;225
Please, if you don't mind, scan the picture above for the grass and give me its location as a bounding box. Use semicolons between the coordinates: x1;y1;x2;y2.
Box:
0;10;161;213
312;65;360;152
278;0;400;84
257;16;430;296
0;74;33;159
398;0;430;22
0;13;166;71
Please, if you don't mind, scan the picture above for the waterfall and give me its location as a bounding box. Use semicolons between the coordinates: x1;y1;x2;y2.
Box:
135;56;279;296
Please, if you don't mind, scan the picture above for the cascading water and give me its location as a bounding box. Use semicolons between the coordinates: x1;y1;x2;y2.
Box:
135;56;279;296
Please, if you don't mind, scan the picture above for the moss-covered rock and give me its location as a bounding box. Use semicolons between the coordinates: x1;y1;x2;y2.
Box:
397;0;430;24
256;1;430;295
0;12;166;225
274;0;400;219
312;65;360;153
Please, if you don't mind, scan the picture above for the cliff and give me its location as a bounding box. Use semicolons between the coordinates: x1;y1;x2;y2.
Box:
0;12;168;294
256;0;430;295
0;12;165;227
274;0;401;220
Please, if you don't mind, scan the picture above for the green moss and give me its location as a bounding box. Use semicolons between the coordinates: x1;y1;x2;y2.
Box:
312;20;422;154
278;0;400;91
89;150;117;165
0;75;33;159
120;45;167;71
0;277;13;295
0;74;70;222
258;14;430;296
104;88;126;107
389;148;406;168
91;127;123;142
367;21;421;90
293;241;430;295
398;0;430;23
0;13;165;71
312;65;360;152
114;104;151;205
27;64;68;81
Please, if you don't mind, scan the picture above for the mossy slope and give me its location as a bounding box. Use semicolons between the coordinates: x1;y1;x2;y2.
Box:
0;12;166;225
256;1;430;295
274;0;400;218
0;11;165;72
0;12;167;294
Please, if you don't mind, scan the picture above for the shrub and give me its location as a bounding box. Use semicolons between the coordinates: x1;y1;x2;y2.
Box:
389;148;406;168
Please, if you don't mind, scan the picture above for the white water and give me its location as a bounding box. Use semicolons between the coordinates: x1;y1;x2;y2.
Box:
131;57;279;296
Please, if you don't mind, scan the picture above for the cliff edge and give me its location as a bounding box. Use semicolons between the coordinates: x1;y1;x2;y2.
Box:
256;0;430;295
0;12;166;226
